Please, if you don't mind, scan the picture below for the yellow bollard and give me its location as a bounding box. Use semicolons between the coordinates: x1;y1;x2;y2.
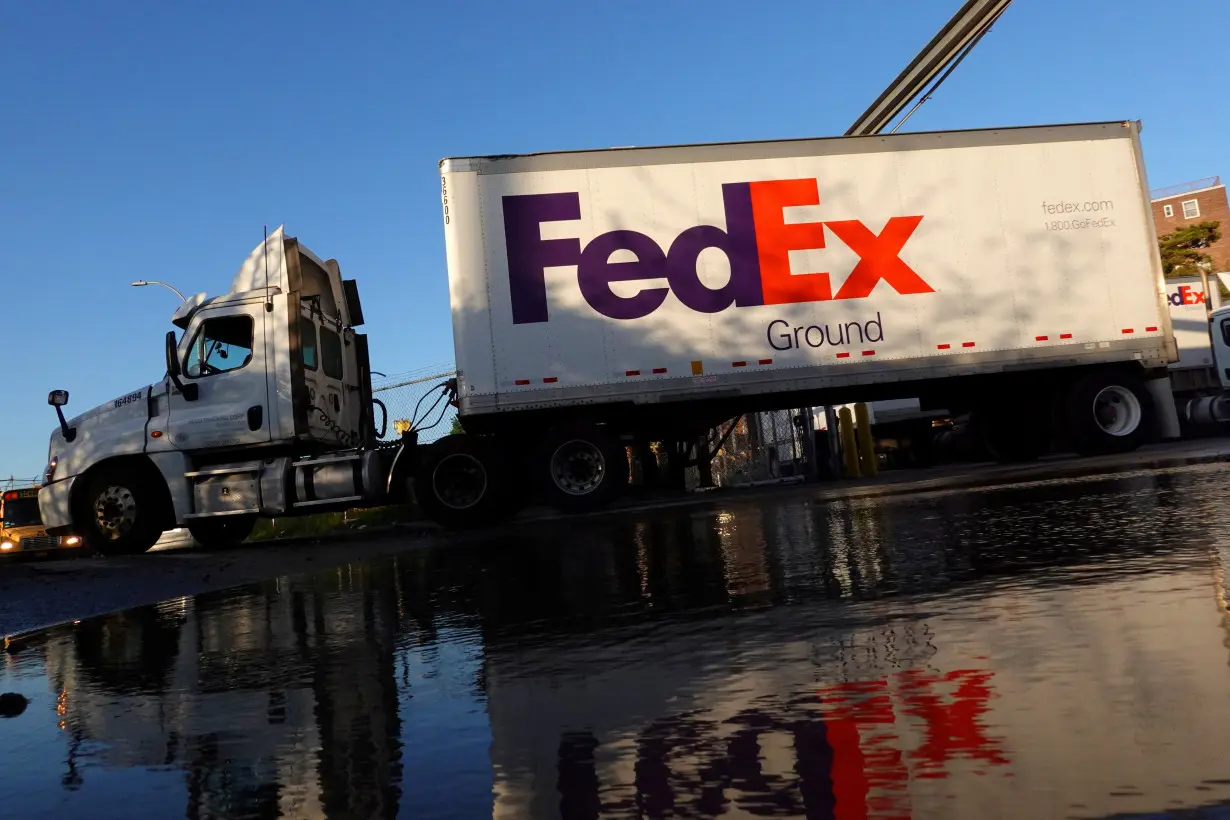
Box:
838;406;861;478
854;402;878;477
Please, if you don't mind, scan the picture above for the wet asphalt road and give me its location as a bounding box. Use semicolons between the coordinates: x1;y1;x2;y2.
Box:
4;459;1230;818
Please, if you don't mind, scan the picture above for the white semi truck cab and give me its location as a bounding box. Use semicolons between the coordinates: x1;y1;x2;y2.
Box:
38;227;423;555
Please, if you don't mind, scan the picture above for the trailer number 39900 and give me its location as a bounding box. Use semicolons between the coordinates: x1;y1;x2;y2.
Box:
441;177;449;225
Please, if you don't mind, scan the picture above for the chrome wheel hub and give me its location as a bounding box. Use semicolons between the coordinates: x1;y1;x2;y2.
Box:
94;485;137;539
432;453;488;510
1093;385;1142;437
550;440;606;496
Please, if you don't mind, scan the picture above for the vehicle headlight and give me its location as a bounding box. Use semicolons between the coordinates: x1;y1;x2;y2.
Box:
64;536;81;547
1;541;14;551
44;456;58;484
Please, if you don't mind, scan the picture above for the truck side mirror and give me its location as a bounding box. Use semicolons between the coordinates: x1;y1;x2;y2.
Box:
48;390;76;442
166;331;199;401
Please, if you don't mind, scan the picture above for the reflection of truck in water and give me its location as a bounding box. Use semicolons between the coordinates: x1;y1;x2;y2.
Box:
475;493;1230;820
35;572;404;819
1;487;81;557
39;121;1197;550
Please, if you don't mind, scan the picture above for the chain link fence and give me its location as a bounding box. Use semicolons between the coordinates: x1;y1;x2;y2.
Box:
2;476;42;491
372;369;458;444
687;409;814;490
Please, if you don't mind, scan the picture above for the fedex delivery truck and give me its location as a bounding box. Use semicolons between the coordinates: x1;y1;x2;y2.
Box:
40;121;1187;552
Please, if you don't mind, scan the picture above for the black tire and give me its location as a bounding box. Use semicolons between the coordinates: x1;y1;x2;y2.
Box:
187;516;257;549
1066;369;1155;456
74;465;165;556
904;421;939;468
413;436;513;529
973;406;1048;464
537;425;629;513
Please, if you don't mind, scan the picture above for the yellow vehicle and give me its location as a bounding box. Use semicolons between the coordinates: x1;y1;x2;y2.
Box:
1;487;82;558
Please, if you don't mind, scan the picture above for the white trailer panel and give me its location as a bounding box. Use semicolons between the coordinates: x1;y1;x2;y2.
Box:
440;122;1172;415
1166;274;1223;371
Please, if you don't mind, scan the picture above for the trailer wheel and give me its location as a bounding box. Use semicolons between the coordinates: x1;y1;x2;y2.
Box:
538;425;629;513
414;436;512;529
1066;369;1154;456
74;465;164;556
974;406;1047;464
187;516;257;549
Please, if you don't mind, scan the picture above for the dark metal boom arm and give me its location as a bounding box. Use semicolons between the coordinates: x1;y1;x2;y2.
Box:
845;0;1014;137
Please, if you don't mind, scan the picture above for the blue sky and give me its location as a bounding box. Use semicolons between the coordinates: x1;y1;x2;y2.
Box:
1;0;1226;479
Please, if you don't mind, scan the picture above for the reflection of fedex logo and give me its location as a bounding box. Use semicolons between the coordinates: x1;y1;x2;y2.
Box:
1169;284;1206;306
502;178;934;324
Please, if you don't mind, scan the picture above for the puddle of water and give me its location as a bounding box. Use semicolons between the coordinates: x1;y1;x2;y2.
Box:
4;463;1230;818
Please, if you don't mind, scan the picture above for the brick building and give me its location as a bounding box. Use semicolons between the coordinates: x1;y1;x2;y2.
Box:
1150;176;1230;271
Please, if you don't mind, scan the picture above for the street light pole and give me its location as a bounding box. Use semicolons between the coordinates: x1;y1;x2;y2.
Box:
131;280;187;302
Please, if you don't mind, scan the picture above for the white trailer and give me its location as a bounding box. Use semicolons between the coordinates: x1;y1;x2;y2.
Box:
446;121;1171;412
1166;274;1224;372
443;121;1173;464
39;122;1191;550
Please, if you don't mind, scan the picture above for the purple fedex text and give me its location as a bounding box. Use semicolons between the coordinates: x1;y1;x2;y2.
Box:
503;186;764;324
501;179;931;325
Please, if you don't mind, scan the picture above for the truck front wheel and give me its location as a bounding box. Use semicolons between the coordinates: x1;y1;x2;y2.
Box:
414;437;513;529
75;466;164;556
538;425;629;513
1066;370;1154;456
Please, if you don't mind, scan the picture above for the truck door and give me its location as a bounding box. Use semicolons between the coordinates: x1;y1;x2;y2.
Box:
281;236;366;447
298;302;357;445
167;298;273;450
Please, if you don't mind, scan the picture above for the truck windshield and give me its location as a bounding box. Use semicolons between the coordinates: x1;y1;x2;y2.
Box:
2;497;41;528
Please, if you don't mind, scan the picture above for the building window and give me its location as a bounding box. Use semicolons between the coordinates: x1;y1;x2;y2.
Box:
1182;199;1200;219
1163;204;1174;218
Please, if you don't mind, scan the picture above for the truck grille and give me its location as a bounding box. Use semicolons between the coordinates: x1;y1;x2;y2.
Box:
20;535;62;550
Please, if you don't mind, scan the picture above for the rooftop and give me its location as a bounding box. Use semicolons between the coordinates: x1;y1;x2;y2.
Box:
1151;176;1222;201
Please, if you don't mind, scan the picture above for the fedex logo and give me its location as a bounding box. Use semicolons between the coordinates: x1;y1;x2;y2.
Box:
1169;284;1206;306
502;178;934;324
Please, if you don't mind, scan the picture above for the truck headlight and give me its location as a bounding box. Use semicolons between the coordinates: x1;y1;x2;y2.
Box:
64;536;81;547
44;456;58;484
1;541;14;551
